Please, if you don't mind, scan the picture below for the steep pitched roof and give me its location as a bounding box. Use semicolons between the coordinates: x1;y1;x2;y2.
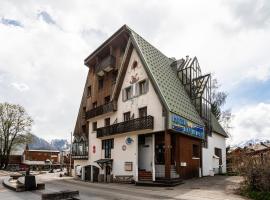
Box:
211;113;228;138
127;27;204;126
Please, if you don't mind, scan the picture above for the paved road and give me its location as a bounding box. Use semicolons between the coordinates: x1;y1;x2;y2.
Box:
0;173;248;200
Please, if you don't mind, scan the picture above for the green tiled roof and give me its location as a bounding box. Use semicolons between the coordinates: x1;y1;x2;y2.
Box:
211;113;228;137
128;27;204;126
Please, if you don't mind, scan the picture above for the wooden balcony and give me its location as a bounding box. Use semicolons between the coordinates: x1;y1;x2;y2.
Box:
96;55;116;76
86;101;117;120
97;115;154;138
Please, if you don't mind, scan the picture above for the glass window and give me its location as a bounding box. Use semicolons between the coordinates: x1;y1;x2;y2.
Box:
102;139;114;158
123;112;131;121
125;87;132;100
139;107;147;118
92;122;97;131
139;80;147;95
98;78;104;90
87;86;91;97
104;118;110;126
192;144;199;158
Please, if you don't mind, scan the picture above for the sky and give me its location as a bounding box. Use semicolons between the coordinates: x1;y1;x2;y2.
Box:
0;0;270;145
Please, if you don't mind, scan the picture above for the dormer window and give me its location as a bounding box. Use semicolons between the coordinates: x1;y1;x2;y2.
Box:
122;86;132;101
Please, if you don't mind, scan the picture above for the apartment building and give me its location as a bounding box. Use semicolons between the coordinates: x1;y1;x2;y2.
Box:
72;25;228;184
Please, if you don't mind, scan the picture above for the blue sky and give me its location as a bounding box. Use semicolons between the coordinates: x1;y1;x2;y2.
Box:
0;0;270;144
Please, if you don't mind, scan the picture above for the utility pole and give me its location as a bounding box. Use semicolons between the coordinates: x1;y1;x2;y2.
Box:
69;131;72;176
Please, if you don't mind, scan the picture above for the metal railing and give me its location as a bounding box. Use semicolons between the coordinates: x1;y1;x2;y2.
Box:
97;115;154;138
86;101;117;119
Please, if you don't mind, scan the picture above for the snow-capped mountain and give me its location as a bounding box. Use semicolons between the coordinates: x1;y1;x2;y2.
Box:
237;138;270;148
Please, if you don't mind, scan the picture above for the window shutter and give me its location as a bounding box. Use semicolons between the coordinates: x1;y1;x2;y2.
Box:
122;89;126;101
130;85;134;98
135;83;139;97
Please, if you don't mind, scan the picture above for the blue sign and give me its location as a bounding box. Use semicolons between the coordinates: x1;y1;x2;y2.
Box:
171;114;205;139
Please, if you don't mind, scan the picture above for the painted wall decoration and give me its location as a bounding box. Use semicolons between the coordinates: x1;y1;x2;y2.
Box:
130;73;139;84
122;145;127;151
125;137;134;145
171;114;205;139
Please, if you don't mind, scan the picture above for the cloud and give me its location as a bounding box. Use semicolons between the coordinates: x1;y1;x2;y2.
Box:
1;17;23;27
225;0;270;30
11;82;30;92
37;11;56;24
0;0;269;142
229;103;270;144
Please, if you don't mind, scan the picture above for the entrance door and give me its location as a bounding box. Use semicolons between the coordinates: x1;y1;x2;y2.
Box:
85;165;91;181
138;134;152;171
93;166;99;182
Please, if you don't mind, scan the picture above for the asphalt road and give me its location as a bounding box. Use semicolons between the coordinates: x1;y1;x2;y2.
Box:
0;173;246;200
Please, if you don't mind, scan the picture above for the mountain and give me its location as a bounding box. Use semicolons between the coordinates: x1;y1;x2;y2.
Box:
28;134;51;150
27;134;70;151
237;138;270;148
50;139;70;151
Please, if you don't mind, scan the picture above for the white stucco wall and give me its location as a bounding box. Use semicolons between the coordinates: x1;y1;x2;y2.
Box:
202;133;227;176
80;48;164;180
116;48;165;132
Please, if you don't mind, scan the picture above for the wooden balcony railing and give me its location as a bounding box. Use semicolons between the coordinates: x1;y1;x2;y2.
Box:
86;101;117;120
96;55;116;76
97;115;154;138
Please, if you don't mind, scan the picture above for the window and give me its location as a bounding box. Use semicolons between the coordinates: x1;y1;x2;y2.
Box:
139;107;147;118
123;86;132;101
87;86;91;97
92;122;97;131
102;139;114;158
138;80;147;95
82;107;86;118
98;78;104;90
92;102;97;109
82;125;86;133
104;118;110;126
123;112;131;122
104;96;110;104
192;144;199;158
215;148;222;165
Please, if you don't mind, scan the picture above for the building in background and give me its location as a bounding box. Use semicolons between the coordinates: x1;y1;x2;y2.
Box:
22;145;60;170
72;25;228;184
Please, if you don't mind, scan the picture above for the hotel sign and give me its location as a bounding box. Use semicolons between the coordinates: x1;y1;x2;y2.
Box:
171;114;205;139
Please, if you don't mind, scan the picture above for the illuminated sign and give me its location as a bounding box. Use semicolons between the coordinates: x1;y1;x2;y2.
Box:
171;114;205;139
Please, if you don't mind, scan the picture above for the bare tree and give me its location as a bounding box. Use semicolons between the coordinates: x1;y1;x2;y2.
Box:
0;102;33;169
211;78;233;135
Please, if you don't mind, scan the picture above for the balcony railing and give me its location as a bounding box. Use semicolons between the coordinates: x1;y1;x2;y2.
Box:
96;55;116;76
86;101;117;120
97;115;154;138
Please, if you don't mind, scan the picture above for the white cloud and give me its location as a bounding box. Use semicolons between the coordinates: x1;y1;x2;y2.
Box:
0;0;269;141
229;103;270;145
245;64;270;81
11;82;29;92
